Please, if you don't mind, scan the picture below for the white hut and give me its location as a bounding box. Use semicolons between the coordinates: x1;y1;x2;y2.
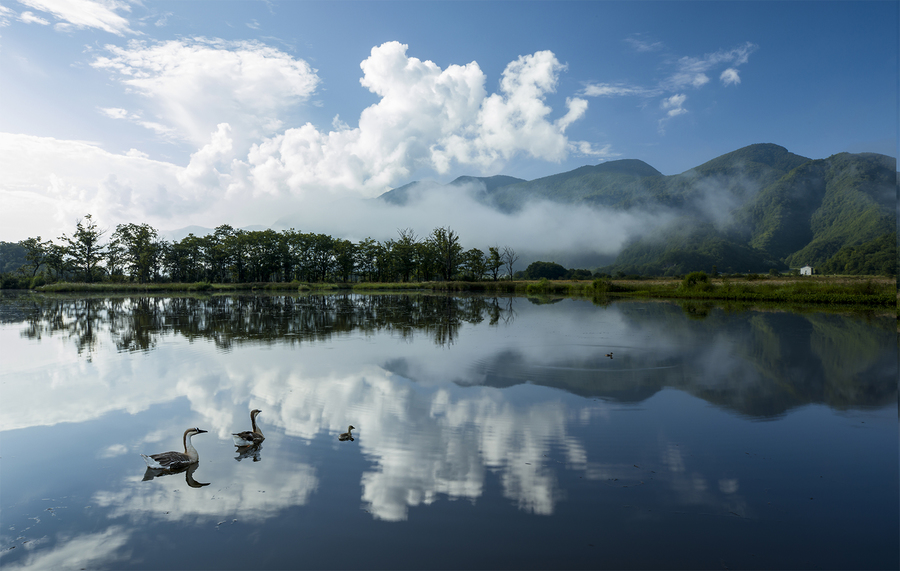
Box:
800;265;813;276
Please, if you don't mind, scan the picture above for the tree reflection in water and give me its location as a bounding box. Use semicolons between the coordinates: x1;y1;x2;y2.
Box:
0;291;896;570
4;291;896;417
12;293;515;353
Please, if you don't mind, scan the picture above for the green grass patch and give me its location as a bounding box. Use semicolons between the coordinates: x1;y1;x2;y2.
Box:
37;281;219;293
32;277;897;313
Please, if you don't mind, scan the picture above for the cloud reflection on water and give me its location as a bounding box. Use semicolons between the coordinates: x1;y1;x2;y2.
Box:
0;527;131;571
0;293;895;568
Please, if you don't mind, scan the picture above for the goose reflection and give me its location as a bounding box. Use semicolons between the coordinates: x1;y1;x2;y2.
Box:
232;409;265;446
143;461;210;488
338;425;355;442
141;427;207;470
234;443;263;462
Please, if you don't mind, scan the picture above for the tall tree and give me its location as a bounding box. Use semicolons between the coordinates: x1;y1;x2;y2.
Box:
429;226;462;281
112;223;160;283
487;246;504;281
355;237;381;282
309;233;335;282
393;229;419;282
45;242;69;281
60;215;106;282
19;237;51;279
462;248;487;281
333;239;356;282
207;225;236;283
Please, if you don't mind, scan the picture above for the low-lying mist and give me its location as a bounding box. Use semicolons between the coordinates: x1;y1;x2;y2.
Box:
269;180;680;269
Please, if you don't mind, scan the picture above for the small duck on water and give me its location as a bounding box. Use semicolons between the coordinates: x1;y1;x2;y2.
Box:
141;427;207;470
232;409;265;447
338;425;355;441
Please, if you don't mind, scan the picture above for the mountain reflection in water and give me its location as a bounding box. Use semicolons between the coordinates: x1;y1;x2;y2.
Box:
0;291;896;570
5;292;891;416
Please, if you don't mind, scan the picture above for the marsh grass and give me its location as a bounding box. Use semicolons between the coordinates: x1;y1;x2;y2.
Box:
35;276;896;310
38;281;216;293
612;276;896;307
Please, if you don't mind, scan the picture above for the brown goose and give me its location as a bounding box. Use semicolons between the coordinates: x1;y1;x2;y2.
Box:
338;425;355;441
141;427;207;470
232;409;265;446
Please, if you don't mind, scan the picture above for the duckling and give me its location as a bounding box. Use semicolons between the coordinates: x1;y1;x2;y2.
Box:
232;409;264;446
141;427;207;470
338;425;355;441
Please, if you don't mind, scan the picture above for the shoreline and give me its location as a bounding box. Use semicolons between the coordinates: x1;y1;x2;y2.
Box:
21;276;898;311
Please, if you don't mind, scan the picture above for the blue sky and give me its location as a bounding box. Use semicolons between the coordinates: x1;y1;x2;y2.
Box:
0;0;897;243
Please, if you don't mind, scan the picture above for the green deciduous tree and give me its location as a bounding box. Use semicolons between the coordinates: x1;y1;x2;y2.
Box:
60;215;106;283
19;236;51;279
111;223;160;283
392;229;418;282
487;247;504;281
429;226;462;281
461;248;487;281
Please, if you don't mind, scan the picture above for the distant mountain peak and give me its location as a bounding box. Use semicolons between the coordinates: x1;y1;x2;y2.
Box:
588;159;663;177
448;175;526;191
689;143;810;176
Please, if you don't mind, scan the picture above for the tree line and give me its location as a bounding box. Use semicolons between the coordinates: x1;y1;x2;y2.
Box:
1;215;523;287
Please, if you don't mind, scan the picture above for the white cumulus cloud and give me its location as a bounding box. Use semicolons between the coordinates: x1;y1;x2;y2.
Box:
2;42;598;242
720;68;741;85
661;93;687;117
90;38;321;149
234;42;589;201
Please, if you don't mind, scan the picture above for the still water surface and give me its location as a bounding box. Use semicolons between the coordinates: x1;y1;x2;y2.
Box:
0;292;897;570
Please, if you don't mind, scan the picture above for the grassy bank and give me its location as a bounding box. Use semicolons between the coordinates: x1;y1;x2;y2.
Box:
36;281;303;293
516;275;897;307
32;276;897;309
358;276;897;309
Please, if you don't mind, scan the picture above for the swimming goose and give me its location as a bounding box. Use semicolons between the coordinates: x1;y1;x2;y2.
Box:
141;427;207;470
232;409;265;446
338;425;355;441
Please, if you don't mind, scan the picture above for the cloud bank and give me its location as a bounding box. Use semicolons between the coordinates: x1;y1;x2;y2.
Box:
2;39;618;255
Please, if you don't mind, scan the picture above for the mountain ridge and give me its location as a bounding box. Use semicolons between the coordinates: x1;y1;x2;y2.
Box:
377;143;897;275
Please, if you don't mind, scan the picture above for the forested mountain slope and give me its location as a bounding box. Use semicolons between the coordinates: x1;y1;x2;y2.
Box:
379;143;896;275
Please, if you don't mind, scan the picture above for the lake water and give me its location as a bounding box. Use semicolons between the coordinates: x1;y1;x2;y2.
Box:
0;291;897;570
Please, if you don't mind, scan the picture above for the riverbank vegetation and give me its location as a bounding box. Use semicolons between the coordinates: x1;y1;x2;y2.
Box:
0;215;520;289
26;273;897;310
1;214;895;310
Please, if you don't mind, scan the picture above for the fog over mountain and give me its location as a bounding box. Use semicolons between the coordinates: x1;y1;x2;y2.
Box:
267;178;679;269
260;143;894;273
158;143;895;274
